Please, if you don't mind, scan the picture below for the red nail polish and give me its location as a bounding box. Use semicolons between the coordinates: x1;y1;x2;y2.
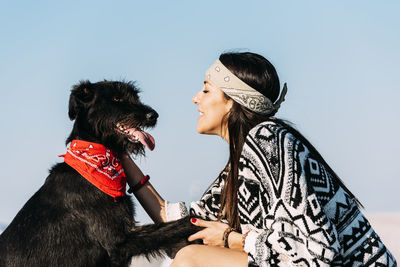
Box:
191;218;197;223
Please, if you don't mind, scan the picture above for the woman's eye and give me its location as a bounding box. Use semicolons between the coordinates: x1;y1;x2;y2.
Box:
202;90;209;93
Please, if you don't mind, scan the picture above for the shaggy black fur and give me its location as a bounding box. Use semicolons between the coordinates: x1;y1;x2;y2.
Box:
0;80;200;267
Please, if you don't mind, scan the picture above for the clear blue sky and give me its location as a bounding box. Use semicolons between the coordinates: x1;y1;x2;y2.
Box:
0;0;399;224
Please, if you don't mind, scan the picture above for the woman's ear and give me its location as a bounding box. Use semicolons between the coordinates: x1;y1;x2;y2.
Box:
68;80;94;120
225;99;234;113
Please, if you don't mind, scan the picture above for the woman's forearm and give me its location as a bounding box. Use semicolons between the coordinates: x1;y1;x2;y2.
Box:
134;181;167;223
120;154;166;223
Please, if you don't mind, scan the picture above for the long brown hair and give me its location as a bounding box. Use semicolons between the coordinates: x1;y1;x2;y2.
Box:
217;52;362;230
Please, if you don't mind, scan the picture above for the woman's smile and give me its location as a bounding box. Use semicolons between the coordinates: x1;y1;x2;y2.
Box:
192;78;233;140
198;110;204;119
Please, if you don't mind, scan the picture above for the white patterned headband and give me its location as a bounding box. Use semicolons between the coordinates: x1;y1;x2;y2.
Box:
206;59;287;115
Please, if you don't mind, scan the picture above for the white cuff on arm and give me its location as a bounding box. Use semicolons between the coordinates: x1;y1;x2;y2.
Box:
243;230;276;266
165;200;189;222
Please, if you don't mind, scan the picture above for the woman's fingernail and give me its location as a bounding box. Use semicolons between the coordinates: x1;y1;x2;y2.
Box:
191;218;197;223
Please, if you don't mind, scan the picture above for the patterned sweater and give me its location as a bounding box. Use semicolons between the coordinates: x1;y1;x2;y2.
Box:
167;121;397;266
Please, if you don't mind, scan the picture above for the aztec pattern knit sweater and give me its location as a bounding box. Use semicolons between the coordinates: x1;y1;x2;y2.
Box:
188;121;397;266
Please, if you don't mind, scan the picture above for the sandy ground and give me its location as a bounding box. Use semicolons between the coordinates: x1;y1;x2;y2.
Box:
130;212;400;266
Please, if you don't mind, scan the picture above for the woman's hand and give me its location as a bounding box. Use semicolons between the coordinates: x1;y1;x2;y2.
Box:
188;218;230;247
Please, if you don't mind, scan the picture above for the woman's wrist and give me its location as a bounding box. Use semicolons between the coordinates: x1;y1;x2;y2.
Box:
127;175;150;193
227;231;246;251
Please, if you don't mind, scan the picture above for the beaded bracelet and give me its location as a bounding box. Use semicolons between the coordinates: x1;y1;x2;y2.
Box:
128;175;150;193
222;227;235;248
241;231;250;250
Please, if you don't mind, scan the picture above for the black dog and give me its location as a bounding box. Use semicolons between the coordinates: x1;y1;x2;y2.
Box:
0;80;199;266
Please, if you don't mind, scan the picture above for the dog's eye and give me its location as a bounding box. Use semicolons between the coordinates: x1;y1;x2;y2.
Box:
113;96;123;102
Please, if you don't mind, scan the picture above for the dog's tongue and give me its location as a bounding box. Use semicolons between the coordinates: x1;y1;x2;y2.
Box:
126;128;155;151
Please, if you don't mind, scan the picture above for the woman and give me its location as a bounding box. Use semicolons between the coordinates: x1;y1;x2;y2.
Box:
121;52;396;266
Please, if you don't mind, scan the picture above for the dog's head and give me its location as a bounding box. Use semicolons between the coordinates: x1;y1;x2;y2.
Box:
66;80;158;155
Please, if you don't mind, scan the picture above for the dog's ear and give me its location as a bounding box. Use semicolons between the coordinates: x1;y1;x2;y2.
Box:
68;80;95;120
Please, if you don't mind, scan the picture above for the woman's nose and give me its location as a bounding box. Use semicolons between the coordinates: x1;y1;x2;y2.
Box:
192;92;200;104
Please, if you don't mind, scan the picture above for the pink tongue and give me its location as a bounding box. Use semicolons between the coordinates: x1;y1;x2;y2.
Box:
126;128;155;151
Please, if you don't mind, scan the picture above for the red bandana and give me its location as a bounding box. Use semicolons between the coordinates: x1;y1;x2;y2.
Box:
60;140;127;199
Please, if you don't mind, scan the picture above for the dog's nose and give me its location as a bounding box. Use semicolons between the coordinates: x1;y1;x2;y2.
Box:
146;111;159;121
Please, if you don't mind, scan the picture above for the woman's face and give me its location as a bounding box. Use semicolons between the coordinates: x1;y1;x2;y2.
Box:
192;78;233;140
